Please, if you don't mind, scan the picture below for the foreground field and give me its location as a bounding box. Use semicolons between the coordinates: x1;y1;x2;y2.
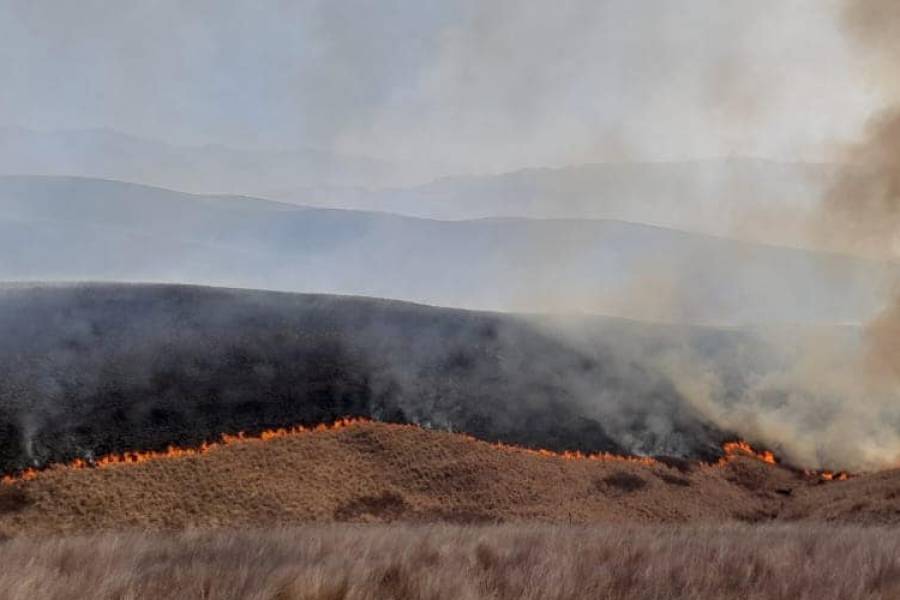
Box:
2;524;899;600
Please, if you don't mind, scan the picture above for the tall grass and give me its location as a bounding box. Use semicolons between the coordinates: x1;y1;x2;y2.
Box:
1;524;899;599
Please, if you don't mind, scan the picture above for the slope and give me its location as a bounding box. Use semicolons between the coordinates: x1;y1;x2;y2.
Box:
0;420;887;536
0;283;743;474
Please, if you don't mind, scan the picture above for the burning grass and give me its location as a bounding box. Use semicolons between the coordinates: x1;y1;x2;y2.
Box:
1;417;380;485
1;418;779;486
0;420;879;535
1;524;900;600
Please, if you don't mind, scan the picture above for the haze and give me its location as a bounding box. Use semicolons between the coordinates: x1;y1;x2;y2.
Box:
0;1;877;182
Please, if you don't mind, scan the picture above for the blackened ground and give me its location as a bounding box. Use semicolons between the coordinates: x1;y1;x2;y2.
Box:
0;283;746;474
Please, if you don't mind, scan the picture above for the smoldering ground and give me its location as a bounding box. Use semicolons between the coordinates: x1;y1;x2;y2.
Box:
0;283;760;475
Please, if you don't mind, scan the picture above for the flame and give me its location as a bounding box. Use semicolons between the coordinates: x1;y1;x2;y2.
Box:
816;470;850;482
0;419;807;486
719;441;777;465
718;441;855;481
483;439;658;466
0;417;374;485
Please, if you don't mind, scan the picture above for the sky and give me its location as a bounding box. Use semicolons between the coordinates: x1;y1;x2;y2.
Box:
0;0;882;178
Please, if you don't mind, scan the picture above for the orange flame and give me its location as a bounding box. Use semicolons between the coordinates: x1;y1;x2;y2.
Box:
0;417;374;485
0;419;799;486
718;441;777;465
817;470;850;482
482;439;658;466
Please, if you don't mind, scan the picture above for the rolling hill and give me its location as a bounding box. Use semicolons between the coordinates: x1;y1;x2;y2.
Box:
0;175;888;324
0;127;398;191
269;158;830;238
0;283;751;475
0;420;894;537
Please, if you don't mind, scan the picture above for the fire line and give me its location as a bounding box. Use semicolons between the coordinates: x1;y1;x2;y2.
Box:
0;418;843;485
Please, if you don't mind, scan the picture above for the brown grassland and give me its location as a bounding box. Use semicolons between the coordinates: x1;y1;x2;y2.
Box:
2;421;900;535
2;524;900;600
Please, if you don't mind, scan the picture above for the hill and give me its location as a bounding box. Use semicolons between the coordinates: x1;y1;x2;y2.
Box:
0;420;893;536
0;175;888;324
0;132;834;240
0;283;750;474
271;158;830;244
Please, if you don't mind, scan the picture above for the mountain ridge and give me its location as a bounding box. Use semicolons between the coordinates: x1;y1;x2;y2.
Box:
1;175;888;324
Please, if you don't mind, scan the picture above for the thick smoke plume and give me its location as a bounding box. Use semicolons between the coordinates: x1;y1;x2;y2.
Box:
680;0;900;470
533;0;900;472
828;0;900;390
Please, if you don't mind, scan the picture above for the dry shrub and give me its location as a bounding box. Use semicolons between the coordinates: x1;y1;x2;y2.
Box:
375;564;418;600
599;471;647;493
0;487;31;514
653;456;696;473
333;492;408;521
656;472;691;487
272;575;349;600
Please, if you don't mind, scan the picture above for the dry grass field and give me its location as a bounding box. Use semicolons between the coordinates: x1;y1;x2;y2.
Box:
2;421;900;536
2;524;900;600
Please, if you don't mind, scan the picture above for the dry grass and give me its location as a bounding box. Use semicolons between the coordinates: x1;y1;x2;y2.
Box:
1;524;899;600
0;422;830;535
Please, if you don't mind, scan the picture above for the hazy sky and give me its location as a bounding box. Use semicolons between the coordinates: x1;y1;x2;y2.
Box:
0;0;880;177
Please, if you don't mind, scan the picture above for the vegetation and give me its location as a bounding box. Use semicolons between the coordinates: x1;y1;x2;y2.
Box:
1;524;899;600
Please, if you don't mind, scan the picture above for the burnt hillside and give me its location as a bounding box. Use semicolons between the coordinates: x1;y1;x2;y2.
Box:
0;283;750;474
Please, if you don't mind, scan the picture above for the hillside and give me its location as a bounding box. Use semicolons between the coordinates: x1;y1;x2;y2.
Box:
0;175;888;324
0;283;751;474
0;420;892;536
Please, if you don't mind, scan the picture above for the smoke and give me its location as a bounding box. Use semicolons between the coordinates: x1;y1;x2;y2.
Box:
508;0;900;472
825;0;900;390
819;111;900;257
638;0;900;471
0;0;878;187
822;0;900;255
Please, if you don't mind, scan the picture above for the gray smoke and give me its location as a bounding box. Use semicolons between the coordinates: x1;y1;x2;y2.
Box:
597;0;900;471
0;1;875;185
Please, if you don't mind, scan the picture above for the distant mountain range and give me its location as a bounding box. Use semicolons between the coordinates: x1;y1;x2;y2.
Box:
0;127;400;192
265;158;834;245
0;175;888;325
2;128;838;247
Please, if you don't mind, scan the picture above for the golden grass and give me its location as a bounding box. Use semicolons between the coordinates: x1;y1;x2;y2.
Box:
1;524;900;600
3;421;900;536
0;422;830;535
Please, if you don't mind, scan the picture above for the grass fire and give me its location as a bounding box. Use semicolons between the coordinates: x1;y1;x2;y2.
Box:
5;1;900;597
1;416;800;487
